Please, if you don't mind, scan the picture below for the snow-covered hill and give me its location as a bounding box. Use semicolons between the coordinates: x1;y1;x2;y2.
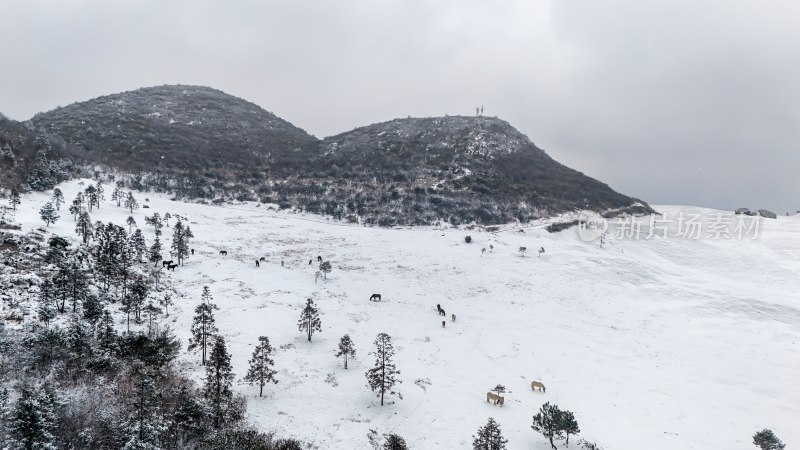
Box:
7;180;799;449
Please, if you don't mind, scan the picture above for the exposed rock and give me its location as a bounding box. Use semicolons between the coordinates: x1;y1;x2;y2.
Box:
758;209;777;219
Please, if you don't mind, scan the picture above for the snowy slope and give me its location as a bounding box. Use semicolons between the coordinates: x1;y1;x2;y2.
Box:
9;180;799;450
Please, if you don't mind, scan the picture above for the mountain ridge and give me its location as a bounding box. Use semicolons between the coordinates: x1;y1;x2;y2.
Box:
5;84;650;225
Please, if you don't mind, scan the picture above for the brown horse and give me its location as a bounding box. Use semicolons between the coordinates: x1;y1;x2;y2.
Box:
531;381;546;392
486;392;504;406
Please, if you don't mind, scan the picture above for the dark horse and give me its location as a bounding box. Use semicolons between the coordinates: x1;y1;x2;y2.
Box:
162;260;174;268
219;250;228;256
255;260;260;267
317;255;322;262
370;294;382;302
167;263;178;271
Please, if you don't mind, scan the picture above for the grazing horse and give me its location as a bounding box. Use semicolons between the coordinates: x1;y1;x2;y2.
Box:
167;263;178;271
370;294;382;302
439;308;446;317
531;381;546;392
442;320;446;328
451;314;456;322
255;260;260;267
191;249;194;255
486;392;504;406
436;303;441;312
317;255;322;262
219;250;228;256
259;256;266;261
162;260;174;268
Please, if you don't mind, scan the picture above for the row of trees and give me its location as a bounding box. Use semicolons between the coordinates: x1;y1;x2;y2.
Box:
189;293;402;407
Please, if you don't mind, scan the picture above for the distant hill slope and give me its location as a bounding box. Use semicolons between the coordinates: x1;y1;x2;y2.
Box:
0;115;71;192
22;85;648;225
317;116;640;218
30;85;318;173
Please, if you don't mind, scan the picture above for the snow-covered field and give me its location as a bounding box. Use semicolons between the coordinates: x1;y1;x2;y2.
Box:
8;179;799;449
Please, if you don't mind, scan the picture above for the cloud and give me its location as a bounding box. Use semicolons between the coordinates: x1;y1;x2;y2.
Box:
0;0;796;212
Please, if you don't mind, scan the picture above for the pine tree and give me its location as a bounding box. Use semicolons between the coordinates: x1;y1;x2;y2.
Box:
9;188;20;210
75;211;93;244
39;202;59;226
130;229;147;262
37;280;57;328
559;410;580;446
84;185;99;211
51;188;64;210
124;364;166;448
124;191;139;213
171;219;189;266
112;186;123;207
82;293;104;330
143;301;162;337
126;216;137;233
383;434;409;450
97;310;119;357
204;336;235;430
319;260;332;279
365;333;401;406
159;293;173;317
473;417;508;450
5;384;57;450
145;212;163;237
243;336;278;397
532;402;564;450
753;429;786;450
297;298;322;342
334;334;356;369
149;236;163;267
188;287;219;364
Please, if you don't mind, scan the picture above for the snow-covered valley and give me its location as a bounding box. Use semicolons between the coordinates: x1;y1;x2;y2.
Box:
4;179;799;450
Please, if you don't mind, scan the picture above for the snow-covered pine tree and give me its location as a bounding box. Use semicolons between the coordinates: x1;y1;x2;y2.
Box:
171;219;189;266
112;186;123;207
39;202;59;226
532;402;564;450
365;333;401;406
84;185;98;211
149;236;163;267
334;334;356;369
559;409;580;446
319;260;332;279
383;434;409;450
297;298;322;342
159;293;173;317
130;229;147;262
145;212;163;237
243;336;278;397
124;191;139;213
9;188;20;210
472;417;508;450
5;384;57;450
123;364;167;448
126;216;137;233
75;211;93;244
188;287;219;364
204;336;235;430
753;429;786;450
51;188;64;210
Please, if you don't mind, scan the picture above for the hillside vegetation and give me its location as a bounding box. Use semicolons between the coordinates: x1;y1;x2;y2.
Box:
7;85;651;225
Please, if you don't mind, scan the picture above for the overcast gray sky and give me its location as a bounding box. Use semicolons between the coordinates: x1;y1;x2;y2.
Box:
1;0;798;212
